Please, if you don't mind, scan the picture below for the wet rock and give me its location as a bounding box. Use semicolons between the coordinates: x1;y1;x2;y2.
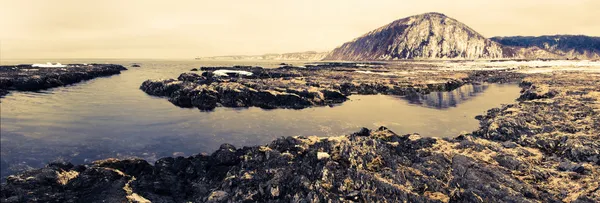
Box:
320;89;347;102
207;191;228;202
0;64;127;96
519;84;559;101
558;161;585;173
177;72;206;83
353;127;371;137
47;160;74;171
501;141;518;148
211;144;238;166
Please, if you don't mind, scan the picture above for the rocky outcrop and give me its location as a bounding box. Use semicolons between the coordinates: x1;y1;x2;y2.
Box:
475;73;600;165
140;72;347;110
0;64;127;97
324;12;505;60
197;51;329;61
140;63;483;110
492;35;600;59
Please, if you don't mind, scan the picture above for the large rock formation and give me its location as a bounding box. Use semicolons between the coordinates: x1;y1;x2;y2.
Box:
491;35;600;59
324;12;505;60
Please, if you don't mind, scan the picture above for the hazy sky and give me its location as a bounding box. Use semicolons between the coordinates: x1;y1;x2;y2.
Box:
1;0;598;59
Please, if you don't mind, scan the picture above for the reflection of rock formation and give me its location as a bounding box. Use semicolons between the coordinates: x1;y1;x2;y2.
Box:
404;84;488;108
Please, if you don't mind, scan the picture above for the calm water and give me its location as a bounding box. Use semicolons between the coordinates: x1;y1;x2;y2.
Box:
0;59;521;177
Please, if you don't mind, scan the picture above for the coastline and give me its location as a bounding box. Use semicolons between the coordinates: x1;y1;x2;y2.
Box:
1;71;598;202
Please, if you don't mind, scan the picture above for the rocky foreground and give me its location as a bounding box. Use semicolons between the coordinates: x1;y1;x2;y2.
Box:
0;64;127;97
2;72;598;202
140;63;521;110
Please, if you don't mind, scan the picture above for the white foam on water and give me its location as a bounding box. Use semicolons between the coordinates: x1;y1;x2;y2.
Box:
32;62;67;68
213;70;253;77
354;70;397;76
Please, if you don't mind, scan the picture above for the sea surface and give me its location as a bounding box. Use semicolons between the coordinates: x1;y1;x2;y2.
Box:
0;59;521;178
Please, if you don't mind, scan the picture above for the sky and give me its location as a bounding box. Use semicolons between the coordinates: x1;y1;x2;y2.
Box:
0;0;599;59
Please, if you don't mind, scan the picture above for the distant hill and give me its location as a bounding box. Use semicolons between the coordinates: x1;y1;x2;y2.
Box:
324;12;506;60
491;35;600;59
197;13;599;61
197;51;329;61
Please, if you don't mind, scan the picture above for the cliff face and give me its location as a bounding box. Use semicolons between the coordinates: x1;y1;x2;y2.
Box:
491;35;600;59
324;12;505;61
197;51;329;61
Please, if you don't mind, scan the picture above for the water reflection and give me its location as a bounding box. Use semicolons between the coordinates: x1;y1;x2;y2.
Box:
403;84;489;109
